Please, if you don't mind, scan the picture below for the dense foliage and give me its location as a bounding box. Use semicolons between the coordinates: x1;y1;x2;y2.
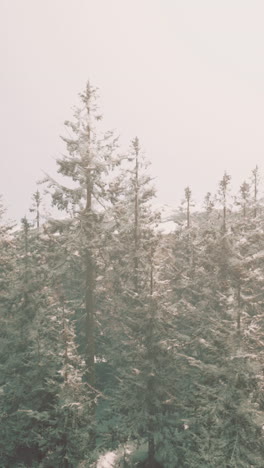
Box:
0;85;263;467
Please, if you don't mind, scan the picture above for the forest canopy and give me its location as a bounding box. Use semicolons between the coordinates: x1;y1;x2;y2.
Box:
0;83;263;468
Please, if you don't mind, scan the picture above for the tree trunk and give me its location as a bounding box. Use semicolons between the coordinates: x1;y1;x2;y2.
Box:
85;250;95;386
84;159;96;447
237;283;241;340
134;138;139;293
253;166;258;218
84;149;95;386
148;433;155;465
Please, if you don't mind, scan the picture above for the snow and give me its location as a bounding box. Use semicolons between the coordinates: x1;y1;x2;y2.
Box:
97;451;117;468
96;444;134;468
157;220;176;234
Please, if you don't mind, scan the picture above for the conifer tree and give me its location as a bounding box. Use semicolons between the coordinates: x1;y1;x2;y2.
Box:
102;139;182;467
252;165;260;218
29;189;42;231
44;82;119;386
164;174;264;466
237;181;250;218
0;212;91;467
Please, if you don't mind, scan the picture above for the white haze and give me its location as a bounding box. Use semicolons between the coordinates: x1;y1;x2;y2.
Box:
1;0;264;221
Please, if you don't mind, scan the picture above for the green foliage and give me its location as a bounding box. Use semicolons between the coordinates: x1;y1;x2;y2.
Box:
1;85;264;467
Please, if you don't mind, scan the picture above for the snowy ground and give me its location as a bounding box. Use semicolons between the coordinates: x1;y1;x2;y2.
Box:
97;451;117;468
96;444;135;468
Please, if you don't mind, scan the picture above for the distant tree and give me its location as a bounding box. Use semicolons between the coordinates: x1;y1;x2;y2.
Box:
29;189;42;231
237;181;250;218
251;165;260;218
184;186;192;229
164;176;264;467
217;171;231;232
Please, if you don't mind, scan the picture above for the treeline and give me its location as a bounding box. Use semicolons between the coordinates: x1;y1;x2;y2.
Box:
0;83;263;468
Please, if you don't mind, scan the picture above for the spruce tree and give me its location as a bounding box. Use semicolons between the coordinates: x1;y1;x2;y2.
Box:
103;139;181;467
164;174;264;466
45;83;119;373
0;211;91;467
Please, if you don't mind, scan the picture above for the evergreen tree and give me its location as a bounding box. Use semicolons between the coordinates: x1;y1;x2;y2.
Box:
44;83;119;377
29;189;42;231
0;214;91;467
102;139;182;467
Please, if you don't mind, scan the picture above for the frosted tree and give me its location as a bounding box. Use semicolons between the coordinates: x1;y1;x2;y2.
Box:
101;139;181;466
44;82;119;388
164;174;264;466
0;209;92;467
252;165;261;218
29;189;42;231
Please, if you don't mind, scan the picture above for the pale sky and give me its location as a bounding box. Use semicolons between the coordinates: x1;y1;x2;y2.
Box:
1;0;264;221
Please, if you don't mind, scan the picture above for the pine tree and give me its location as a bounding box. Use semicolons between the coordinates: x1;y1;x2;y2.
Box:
45;83;119;374
164;174;264;466
43;83;121;454
252;165;260;218
29;189;42;231
0;212;92;467
102;139;182;467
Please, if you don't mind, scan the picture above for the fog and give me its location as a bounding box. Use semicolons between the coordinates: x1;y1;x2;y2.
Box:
1;0;264;220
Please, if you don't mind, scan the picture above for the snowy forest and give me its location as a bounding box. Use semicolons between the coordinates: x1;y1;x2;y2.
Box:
1;82;264;468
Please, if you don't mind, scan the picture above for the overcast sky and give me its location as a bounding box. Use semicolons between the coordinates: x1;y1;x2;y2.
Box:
1;0;264;221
